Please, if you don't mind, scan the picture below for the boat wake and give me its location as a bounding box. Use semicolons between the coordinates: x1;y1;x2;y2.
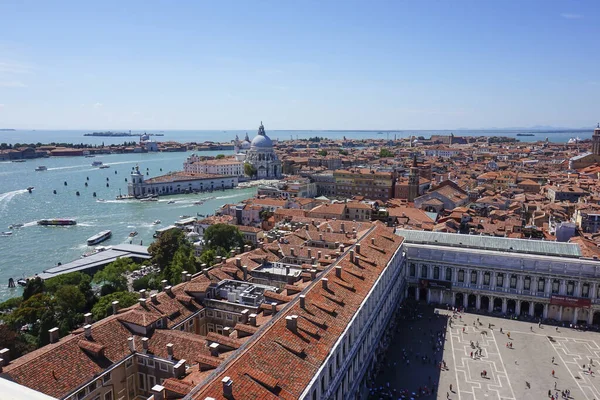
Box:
0;189;28;212
22;221;37;227
47;164;89;171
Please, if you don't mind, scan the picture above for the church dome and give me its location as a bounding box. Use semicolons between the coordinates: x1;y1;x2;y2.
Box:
250;122;273;149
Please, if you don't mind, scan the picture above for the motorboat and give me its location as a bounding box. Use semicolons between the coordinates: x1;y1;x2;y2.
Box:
87;230;112;246
8;223;23;229
153;220;161;225
85;155;95;158
99;165;110;169
91;161;104;167
27;186;34;193
37;219;77;226
129;231;138;237
12;160;26;163
35;166;47;171
167;200;176;204
140;196;158;202
17;279;27;287
82;245;110;258
194;201;204;205
1;231;13;236
179;215;191;219
96;199;106;202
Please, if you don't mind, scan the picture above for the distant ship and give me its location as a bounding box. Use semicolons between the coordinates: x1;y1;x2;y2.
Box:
516;133;535;137
38;219;77;226
87;230;112;245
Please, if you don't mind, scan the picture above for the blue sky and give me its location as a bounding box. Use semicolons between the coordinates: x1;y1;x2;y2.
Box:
0;0;598;130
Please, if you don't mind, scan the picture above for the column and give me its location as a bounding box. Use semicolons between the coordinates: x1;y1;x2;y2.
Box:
515;300;521;316
517;276;524;294
488;297;494;313
592;282;598;300
545;279;551;297
477;270;484;288
426;288;431;304
439;290;444;304
415;287;420;301
558;306;563;321
531;277;537;295
491;273;497;289
463;293;468;309
529;302;534;317
574;281;581;298
572;308;579;325
452;268;457;283
560;280;566;295
501;298;507;314
543;303;549;319
476;295;481;310
588;310;594;325
504;274;510;292
451;292;455;307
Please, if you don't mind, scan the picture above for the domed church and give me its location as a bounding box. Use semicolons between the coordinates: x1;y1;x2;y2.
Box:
244;122;282;179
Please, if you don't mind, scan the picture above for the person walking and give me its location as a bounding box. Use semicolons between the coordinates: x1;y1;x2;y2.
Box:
552;357;555;364
552;369;555;377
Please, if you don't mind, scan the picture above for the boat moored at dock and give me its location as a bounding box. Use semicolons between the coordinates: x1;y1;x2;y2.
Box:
37;219;77;226
86;230;112;246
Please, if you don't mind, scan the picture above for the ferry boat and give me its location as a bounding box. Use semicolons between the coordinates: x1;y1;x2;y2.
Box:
35;166;47;171
86;230;112;246
37;219;77;226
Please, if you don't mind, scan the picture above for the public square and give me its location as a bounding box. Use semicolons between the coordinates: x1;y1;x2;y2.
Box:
371;304;600;399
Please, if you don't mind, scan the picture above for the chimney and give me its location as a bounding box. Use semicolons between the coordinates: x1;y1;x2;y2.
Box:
49;327;59;343
112;300;119;315
299;294;306;308
286;315;298;333
128;337;135;352
350;249;355;263
230;249;235;258
334;241;339;248
222;377;233;399
311;256;316;265
216;256;222;264
341;222;345;233
165;285;172;295
371;237;375;245
355;255;361;265
161;279;168;290
356;243;361;253
166;343;174;360
319;233;323;241
84;324;92;339
236;247;242;255
173;359;186;378
181;271;188;282
0;349;9;366
151;385;166;400
271;302;277;315
307;248;312;258
139;289;146;299
236;257;241;268
202;268;209;278
290;248;295;257
84;313;92;325
223;327;231;336
151;293;158;304
317;251;322;259
138;298;147;307
335;266;342;278
310;269;317;280
322;278;328;290
186;273;192;281
339;244;345;253
142;337;149;353
209;342;220;357
249;313;257;326
242;265;248;280
240;309;249;324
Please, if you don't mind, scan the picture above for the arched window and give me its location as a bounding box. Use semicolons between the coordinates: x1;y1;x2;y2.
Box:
433;266;440;280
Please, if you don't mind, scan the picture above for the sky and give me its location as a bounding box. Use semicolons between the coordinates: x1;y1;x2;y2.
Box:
0;0;598;130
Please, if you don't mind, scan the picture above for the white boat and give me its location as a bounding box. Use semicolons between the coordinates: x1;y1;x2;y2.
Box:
1;231;13;236
86;230;112;246
91;161;104;167
153;220;161;225
35;166;47;171
140;197;158;202
96;199;106;202
17;279;27;287
8;223;23;229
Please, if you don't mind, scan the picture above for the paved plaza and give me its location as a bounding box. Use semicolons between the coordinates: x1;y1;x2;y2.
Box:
371;303;600;399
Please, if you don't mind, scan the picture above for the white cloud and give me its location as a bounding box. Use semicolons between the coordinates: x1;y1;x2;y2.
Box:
560;13;583;19
0;80;26;88
93;102;103;109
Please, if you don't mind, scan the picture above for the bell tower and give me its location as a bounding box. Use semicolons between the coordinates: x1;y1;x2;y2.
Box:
593;123;600;156
408;155;420;202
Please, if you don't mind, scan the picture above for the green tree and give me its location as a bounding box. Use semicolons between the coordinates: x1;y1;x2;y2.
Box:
215;154;225;159
132;273;161;292
338;149;348;156
54;285;86;317
91;291;138;320
0;324;35;359
45;271;95;307
148;229;188;272
259;209;274;221
0;297;22;311
22;277;45;300
9;293;55;326
379;148;394;158
204;224;244;253
244;162;257;178
162;246;198;285
199;248;217;266
93;257;135;292
317;149;328;156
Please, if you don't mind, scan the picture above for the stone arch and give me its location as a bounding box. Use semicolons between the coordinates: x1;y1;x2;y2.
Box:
468;294;476;308
534;303;544;318
507;299;516;314
493;297;503;312
520;301;530;316
480;296;490;311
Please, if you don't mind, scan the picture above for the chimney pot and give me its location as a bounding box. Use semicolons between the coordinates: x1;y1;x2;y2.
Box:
334;241;339;248
223;327;231;336
339;244;345;253
236;257;241;267
138;298;147;307
322;278;328;290
290;248;295;256
307;248;312;258
151;293;158;304
350;249;355;263
84;324;92;339
310;269;317;280
286;315;298;332
299;294;306;308
128;337;135;353
271;302;277;315
49;327;59;343
335;266;342;278
317;251;322;259
186;273;192;281
222;377;233;399
249;313;257;326
112;300;119;315
241;309;249;324
161;279;168;289
151;385;166;400
242;265;248;280
142;337;149;353
84;312;92;325
0;349;9;366
319;233;323;241
181;271;189;282
139;289;146;299
356;243;361;253
165;285;172;294
166;343;174;359
355;255;361;264
371;237;375;245
209;342;220;357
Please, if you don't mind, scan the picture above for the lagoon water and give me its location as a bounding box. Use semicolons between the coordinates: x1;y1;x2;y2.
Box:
0;150;256;301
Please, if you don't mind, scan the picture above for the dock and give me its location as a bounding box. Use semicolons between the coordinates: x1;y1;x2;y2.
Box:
37;244;151;280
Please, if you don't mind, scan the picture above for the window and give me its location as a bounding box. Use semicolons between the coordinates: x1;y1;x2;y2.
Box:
216;311;222;319
484;272;490;285
552;280;560;294
137;357;145;366
104;391;113;400
216;325;223;335
77;389;86;400
433;266;439;280
148;375;156;391
510;275;517;289
471;271;477;284
189;318;195;326
458;270;464;283
421;265;427;278
125;358;133;369
226;313;233;320
321;376;326;393
538;278;545;292
496;274;504;287
445;268;452;281
159;362;169;372
147;358;155;368
208;323;215;333
138;373;146;391
409;264;416;277
89;380;98;392
524;276;531;291
567;281;574;296
207;310;213;317
583;283;590;298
